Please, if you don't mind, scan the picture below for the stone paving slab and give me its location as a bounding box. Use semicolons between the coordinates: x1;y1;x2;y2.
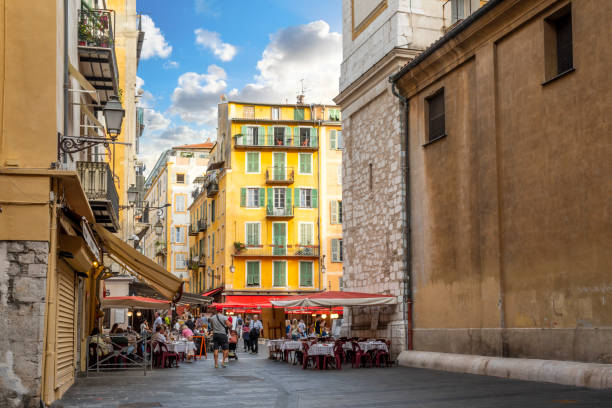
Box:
57;348;612;407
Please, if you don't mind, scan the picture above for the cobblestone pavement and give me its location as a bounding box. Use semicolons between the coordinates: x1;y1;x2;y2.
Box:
58;345;612;408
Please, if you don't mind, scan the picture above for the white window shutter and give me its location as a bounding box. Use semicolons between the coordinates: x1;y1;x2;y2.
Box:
331;201;338;224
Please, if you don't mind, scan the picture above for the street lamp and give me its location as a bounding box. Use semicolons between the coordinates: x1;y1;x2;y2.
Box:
102;95;125;139
154;220;163;237
127;185;138;206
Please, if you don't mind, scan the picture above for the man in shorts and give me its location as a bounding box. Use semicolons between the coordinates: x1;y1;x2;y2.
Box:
208;307;231;368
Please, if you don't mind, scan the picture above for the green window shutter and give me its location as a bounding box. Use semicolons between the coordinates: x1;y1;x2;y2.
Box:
330;130;337;149
294;188;300;208
303;153;312;173
258;126;265;145
259;187;265;207
285;188;292;210
332;239;339;262
294;108;304;121
337;131;343;149
300;262;313;286
273;261;285;287
247;152;259;172
266;126;273;145
285;127;292;146
267;187;273;211
294;127;299;146
311;189;318;208
331;201;338;224
240;188;246;207
310;128;317;147
254;223;260;245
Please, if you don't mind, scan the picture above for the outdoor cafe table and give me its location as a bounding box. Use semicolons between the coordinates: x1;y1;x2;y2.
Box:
167;341;196;354
305;343;335;356
343;341;389;353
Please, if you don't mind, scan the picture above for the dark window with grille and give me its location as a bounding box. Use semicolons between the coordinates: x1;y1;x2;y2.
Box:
427;89;445;142
554;12;573;74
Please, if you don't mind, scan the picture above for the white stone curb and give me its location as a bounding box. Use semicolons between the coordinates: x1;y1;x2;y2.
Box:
397;351;612;389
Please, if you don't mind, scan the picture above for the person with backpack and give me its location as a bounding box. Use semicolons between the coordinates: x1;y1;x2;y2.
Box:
208;307;231;368
249;314;263;354
242;319;251;352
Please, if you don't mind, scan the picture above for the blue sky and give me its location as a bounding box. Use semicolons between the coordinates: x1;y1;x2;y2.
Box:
136;0;342;173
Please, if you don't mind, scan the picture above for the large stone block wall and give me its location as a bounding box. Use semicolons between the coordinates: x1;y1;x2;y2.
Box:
341;83;408;355
0;241;48;408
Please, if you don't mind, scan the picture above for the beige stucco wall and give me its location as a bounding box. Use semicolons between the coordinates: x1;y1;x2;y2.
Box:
398;0;612;361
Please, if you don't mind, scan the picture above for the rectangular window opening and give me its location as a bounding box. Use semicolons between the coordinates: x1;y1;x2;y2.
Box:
426;89;445;142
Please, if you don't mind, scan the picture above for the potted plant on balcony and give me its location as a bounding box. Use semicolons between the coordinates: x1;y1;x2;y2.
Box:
234;241;246;253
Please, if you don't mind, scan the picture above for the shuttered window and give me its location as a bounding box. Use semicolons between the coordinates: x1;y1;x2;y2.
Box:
427;89;445;142
298;153;312;174
294;108;305;120
299;223;314;246
246;152;260;173
330;130;337;149
175;195;185;211
273;222;287;255
273;261;287;287
331;200;342;224
246;261;260;286
299;261;313;287
245;222;260;246
337;131;343;149
332;239;343;262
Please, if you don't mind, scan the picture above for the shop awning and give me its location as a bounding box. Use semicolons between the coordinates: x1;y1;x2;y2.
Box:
130;281;211;306
223;294;296;308
101;296;169;309
93;224;183;301
269;291;398;307
202;287;223;297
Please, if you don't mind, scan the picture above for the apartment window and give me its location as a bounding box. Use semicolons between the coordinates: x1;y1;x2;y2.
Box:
246;126;259;145
298;153;312;174
173;226;185;243
273;187;286;209
294;188;317;208
175;195;186;212
298;223;314;246
299;128;311;146
241;187;264;208
176;173;185;184
339;277;343;290
246;261;260;287
328;108;340;121
246;151;260;173
273;127;285;146
211;200;216;222
272;107;280;120
451;0;465;24
273;261;287;287
244;106;255;119
426;89;445;142
331;200;342;224
175;253;187;269
337;131;343;149
294;108;305;121
545;6;573;80
332;239;343;262
299;261;313;287
245;222;260;246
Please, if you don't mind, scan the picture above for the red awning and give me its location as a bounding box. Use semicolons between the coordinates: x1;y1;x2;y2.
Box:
269;291;397;307
202;287;223;297
101;296;170;309
225;295;296;308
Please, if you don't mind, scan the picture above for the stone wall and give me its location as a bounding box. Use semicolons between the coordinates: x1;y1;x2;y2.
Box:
0;241;48;408
341;82;408;356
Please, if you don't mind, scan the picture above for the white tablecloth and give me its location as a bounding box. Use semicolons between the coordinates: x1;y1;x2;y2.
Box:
358;341;388;353
267;339;284;350
281;341;302;351
167;341;196;354
342;342;353;351
306;343;335;356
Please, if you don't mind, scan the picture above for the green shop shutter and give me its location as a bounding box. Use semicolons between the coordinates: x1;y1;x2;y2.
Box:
310;128;317;147
259;188;265;207
311;189;318;208
294;188;300;208
330;130;337;149
240;188;246;207
267;187;273;211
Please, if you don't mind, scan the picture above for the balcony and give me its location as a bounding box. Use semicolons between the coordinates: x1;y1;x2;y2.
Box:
206;181;219;197
234;244;319;258
198;254;206;266
233;134;318;151
197;219;208;232
76;161;119;232
189;224;198;236
77;8;119;106
265;167;294;184
266;205;294;218
154;242;167;257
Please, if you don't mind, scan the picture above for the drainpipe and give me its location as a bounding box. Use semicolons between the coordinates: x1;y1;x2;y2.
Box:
63;0;70;157
390;81;413;351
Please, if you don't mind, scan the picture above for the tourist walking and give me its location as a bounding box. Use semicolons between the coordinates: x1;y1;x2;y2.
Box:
152;312;162;332
242;319;251;352
208;307;231;368
249;315;263;354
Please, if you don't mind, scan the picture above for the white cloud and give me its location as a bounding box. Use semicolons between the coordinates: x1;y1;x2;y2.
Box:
140;126;215;174
194;0;220;17
140;15;172;59
143;109;170;131
238;20;341;104
195;29;237;62
169;65;228;124
163;60;180;69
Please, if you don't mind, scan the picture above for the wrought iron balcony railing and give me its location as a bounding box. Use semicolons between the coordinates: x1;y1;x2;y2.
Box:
206;181;219;197
265;167;294;184
266;205;294;218
76;161;119;232
234;244;319;257
78;8;114;48
233;134;318;149
198;219;208;231
189;224;198;236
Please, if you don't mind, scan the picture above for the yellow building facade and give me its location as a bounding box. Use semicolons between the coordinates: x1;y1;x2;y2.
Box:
188;101;342;336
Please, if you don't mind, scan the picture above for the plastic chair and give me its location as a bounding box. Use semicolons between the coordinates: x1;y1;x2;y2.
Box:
159;343;179;368
301;343;318;370
352;342;372;368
